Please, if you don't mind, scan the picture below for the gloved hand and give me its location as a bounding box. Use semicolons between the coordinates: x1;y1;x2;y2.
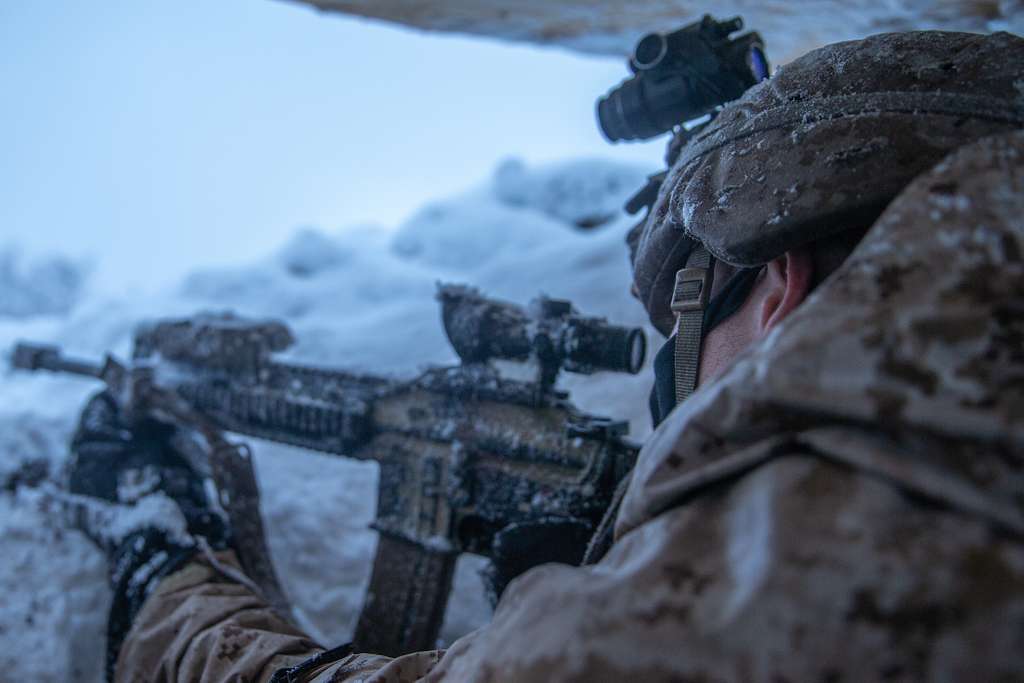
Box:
66;390;229;546
482;516;593;606
65;391;231;680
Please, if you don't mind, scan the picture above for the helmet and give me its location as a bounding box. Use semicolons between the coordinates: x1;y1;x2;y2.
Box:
634;30;1024;337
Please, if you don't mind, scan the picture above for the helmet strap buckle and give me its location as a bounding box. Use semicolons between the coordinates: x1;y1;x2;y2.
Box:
671;246;714;404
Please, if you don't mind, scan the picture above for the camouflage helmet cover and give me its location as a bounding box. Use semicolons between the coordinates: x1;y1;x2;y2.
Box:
632;30;1024;334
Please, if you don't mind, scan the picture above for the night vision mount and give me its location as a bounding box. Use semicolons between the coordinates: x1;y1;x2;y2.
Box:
597;15;769;142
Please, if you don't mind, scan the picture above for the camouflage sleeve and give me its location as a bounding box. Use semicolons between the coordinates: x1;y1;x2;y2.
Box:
306;651;444;683
385;454;1021;682
115;544;448;683
119;453;1024;682
114;550;329;683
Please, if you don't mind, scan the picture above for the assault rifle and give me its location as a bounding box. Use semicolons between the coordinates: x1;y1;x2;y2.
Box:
11;284;644;656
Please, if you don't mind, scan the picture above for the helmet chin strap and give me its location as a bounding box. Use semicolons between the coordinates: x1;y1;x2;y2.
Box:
671;245;714;404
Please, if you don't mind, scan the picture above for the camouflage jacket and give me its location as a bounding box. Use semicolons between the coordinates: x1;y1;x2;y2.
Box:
116;131;1024;682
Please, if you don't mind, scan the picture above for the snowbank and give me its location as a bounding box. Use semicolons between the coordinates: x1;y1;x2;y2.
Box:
0;248;86;319
0;156;655;681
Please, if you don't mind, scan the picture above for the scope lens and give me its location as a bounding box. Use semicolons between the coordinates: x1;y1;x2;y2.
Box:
632;33;668;70
627;329;646;374
748;46;770;82
565;321;647;375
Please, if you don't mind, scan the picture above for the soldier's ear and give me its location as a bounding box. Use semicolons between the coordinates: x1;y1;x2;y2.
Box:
758;249;813;334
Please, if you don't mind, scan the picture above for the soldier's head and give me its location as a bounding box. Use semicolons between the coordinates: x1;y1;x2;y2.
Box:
632;29;1024;425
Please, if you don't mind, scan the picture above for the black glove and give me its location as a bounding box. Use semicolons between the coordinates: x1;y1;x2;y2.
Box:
482;516;594;606
66;391;230;680
67;391;229;542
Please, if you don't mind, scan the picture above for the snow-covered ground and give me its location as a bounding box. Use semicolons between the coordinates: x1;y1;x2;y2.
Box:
0;157;656;682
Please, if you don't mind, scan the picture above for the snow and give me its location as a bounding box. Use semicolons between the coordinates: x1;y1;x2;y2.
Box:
493;158;645;229
47;488;194;550
0;156;656;681
284;0;1024;64
0;248;86;319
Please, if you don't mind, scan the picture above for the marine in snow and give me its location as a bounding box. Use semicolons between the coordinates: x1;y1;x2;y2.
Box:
64;28;1024;682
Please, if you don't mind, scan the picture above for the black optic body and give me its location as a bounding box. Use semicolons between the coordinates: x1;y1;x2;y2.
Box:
597;15;769;142
438;285;647;379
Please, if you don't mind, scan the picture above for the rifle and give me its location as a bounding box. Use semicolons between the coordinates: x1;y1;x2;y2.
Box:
11;284;644;656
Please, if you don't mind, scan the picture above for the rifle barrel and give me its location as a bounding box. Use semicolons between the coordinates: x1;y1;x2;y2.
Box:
11;343;103;379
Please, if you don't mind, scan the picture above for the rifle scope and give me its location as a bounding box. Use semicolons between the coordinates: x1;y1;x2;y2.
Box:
438;285;646;377
596;15;769;142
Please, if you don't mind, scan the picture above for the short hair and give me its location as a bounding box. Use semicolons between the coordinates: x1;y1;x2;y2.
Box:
709;221;873;302
808;222;873;289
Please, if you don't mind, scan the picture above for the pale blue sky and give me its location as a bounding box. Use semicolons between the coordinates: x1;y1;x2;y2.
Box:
0;1;664;293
